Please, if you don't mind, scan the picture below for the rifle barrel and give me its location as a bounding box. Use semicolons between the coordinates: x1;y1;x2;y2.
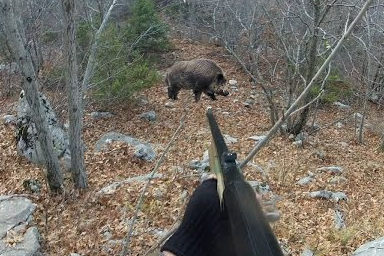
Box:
206;108;284;256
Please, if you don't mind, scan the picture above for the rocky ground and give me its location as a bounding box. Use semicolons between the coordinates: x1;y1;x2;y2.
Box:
1;38;384;256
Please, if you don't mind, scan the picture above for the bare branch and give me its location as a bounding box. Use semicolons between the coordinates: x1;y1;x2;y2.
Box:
239;0;374;169
81;0;119;93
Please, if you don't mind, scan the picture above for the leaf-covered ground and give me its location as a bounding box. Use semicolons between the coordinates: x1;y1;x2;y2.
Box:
1;38;384;256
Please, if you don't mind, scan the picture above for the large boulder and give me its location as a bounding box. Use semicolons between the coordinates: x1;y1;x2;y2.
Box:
352;236;384;256
0;196;41;256
15;90;70;167
95;132;156;162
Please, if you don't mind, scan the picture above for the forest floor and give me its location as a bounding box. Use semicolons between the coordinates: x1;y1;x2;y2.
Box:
1;38;384;256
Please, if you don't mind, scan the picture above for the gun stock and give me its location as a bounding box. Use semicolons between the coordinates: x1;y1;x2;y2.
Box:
206;107;284;256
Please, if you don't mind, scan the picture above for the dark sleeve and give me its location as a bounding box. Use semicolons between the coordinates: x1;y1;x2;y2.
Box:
161;179;222;256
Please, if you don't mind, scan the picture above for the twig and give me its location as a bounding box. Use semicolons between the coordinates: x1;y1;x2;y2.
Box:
119;97;190;256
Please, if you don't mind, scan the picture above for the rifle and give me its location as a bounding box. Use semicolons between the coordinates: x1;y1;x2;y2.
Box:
206;107;284;256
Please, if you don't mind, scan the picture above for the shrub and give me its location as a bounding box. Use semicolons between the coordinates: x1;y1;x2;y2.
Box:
83;0;169;102
124;0;170;53
92;60;160;101
310;74;353;105
76;20;94;62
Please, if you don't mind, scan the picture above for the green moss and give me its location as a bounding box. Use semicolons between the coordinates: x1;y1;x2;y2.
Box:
310;73;353;104
83;0;170;102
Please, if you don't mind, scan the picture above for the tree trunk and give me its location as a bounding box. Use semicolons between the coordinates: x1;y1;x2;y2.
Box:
288;0;321;135
0;0;63;192
62;0;88;188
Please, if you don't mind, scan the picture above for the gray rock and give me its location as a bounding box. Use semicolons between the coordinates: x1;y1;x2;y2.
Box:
102;231;113;241
188;159;203;170
223;134;237;144
311;123;321;131
248;135;266;142
354;112;363;120
308;190;333;200
301;248;314;256
0;227;41;256
101;239;121;254
152;228;167;238
0;196;36;238
164;101;176;108
90;111;113;119
297;176;314;186
138;111;156;122
307;171;315;178
134;143;156;161
332;192;347;202
228;79;238;87
244;98;255;107
333;101;351;109
248;181;271;194
70;254;83;256
352;236;384;256
188;151;210;172
308;190;347;202
336;122;344;129
334;209;346;230
368;92;382;103
95;132;156;162
0;196;40;256
154;188;163;200
317;166;343;175
293;140;303;147
22;179;41;194
295;133;305;142
3;115;17;125
314;150;326;160
16;91;70;166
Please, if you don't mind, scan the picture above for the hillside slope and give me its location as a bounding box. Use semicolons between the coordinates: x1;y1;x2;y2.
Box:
1;38;384;256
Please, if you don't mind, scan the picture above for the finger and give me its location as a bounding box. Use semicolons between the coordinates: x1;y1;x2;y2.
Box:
200;173;217;183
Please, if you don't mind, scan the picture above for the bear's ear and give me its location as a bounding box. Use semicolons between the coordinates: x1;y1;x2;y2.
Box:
216;74;226;84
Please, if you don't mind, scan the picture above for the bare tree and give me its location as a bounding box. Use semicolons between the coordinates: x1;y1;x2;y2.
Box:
239;0;374;168
61;0;88;188
0;0;63;192
81;0;119;95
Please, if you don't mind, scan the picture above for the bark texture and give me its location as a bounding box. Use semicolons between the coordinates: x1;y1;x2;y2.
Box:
62;0;88;188
0;0;63;192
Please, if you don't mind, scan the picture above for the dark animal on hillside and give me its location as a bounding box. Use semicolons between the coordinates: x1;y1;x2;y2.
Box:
165;59;229;102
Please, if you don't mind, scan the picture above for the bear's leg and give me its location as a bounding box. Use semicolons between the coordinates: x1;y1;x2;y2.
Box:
205;90;217;100
168;86;180;100
193;90;203;102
